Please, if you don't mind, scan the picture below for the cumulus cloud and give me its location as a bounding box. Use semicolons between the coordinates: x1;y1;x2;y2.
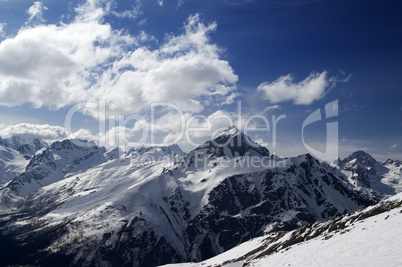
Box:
87;14;237;118
75;0;112;23
0;1;237;119
0;123;66;140
0;21;129;108
258;71;341;105
222;92;239;105
27;2;48;23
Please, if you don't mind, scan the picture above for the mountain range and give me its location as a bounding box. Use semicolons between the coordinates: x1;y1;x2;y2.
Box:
0;127;401;266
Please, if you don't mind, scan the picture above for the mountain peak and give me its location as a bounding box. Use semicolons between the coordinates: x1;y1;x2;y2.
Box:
194;126;270;159
214;125;240;138
382;158;402;167
343;150;376;168
340;150;378;188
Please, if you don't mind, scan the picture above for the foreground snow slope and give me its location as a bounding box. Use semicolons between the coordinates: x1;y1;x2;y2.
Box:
161;192;402;267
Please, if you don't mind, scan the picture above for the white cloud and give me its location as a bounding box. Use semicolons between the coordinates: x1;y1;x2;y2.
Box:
0;123;66;140
112;9;140;19
222;92;239;105
0;123;102;145
137;19;147;26
80;13;237;118
0;23;6;36
112;2;142;20
254;138;269;148
390;143;398;149
151;108;274;148
263;105;280;113
0;21;132;108
75;0;112;23
177;0;185;7
27;2;48;23
68;128;99;142
258;71;337;105
102;125;152;149
159;109;237;148
0;2;237;119
158;0;164;7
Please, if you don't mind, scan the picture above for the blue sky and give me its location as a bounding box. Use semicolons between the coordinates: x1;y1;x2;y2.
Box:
0;0;401;161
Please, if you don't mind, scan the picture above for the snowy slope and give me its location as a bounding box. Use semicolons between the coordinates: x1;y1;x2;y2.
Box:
160;192;402;267
0;144;29;187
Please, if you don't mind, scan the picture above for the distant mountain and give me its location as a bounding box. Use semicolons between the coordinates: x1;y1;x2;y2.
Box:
339;150;401;195
0;135;47;187
0;139;107;211
0;127;396;267
126;144;184;162
104;146;124;160
161;192;402;267
380;158;402;193
0;144;29;187
3;136;48;157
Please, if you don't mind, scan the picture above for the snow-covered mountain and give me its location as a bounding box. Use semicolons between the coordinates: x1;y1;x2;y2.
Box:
0;127;400;267
160;192;402;267
338;150;401;195
0;144;29;187
126;144;184;162
105;144;184;162
379;158;402;193
0;139;107;211
186;126;270;161
3;135;47;157
0;135;48;187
